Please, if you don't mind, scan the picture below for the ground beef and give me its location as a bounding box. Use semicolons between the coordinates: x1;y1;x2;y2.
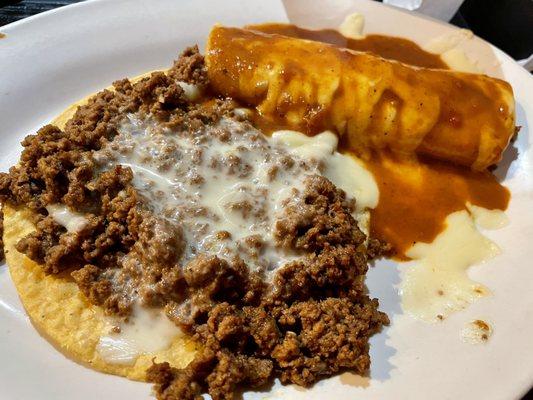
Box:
0;45;388;400
273;175;365;252
15;166;137;275
71;264;133;316
272;297;383;386
146;176;388;400
167;46;209;86
166;254;265;331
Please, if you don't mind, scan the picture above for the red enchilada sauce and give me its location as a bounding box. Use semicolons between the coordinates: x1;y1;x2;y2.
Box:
246;23;510;258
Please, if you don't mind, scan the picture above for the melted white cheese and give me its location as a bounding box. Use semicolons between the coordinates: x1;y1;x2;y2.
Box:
338;12;365;39
467;203;509;230
424;29;481;73
233;108;252;119
176;81;201;102
46;204;88;233
401;210;500;322
97;303;182;365
93;116;378;276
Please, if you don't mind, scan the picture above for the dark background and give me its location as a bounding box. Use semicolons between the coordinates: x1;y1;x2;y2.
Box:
0;0;532;399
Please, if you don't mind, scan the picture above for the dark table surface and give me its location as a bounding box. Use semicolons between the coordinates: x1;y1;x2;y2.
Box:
0;0;81;25
1;0;532;399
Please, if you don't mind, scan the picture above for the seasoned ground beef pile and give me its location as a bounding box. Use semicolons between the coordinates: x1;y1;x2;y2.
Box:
0;46;388;400
149;176;388;399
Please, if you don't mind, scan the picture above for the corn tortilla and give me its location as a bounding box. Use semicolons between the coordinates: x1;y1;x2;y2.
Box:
2;72;197;381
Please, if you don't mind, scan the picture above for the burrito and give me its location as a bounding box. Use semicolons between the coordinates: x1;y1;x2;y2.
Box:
206;26;516;170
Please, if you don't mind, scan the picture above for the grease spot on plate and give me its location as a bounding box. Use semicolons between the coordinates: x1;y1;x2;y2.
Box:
339;372;370;388
461;319;492;344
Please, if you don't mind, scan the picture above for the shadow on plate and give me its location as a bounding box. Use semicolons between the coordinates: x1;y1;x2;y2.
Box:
331;258;403;389
279;257;402;395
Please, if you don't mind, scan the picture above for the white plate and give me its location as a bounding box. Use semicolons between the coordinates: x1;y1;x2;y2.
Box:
0;1;532;399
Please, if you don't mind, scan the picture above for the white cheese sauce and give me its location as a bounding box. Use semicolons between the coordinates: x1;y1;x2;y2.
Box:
97;303;183;365
93;114;377;275
271;130;378;212
467;202;509;230
338;12;365;39
400;210;502;322
424;29;481;73
176;81;202;102
46;204;88;233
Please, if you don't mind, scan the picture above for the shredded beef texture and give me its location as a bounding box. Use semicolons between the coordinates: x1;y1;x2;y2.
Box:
0;43;388;400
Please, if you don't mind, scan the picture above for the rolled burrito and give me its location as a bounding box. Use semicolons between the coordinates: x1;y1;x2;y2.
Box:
205;26;516;170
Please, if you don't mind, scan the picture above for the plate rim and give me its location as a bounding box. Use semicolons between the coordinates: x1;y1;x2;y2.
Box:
0;0;532;399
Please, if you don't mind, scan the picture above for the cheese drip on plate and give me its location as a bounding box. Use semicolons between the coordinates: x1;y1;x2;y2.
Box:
400;207;507;322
